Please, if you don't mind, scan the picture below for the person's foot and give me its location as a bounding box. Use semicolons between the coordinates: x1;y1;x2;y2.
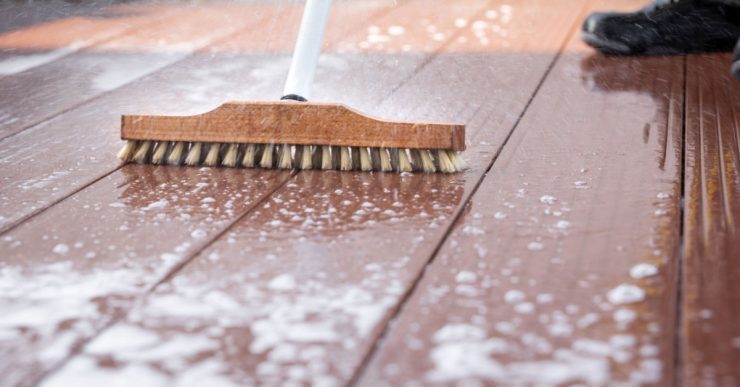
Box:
582;1;740;56
733;39;740;80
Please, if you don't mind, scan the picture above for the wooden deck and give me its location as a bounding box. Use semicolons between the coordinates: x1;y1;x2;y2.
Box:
0;0;738;385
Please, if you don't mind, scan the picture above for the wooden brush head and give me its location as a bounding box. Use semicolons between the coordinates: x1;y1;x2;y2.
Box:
121;101;465;151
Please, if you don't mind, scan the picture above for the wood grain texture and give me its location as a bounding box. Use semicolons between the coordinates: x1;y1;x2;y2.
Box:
0;2;399;386
0;4;278;141
681;53;740;386
0;3;167;73
38;1;587;385
121;101;466;150
357;1;686;385
0;1;160;34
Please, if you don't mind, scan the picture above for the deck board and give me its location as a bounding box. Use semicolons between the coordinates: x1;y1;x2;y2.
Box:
33;1;586;385
356;1;686;385
0;4;282;141
0;1;142;35
0;3;166;75
681;53;740;386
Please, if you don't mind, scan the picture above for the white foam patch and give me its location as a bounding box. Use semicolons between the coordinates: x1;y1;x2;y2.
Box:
455;271;477;283
52;243;69;255
629;263;658;279
539;195;556;204
40;357;169;387
426;337;610;385
0;47;77;75
86;325;160;354
607;284;645;304
268;274;296;291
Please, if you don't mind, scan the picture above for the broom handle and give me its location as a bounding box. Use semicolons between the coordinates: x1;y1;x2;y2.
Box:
282;0;332;100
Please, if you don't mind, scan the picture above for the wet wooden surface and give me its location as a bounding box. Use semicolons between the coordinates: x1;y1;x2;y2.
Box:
682;53;740;387
358;3;685;384
0;0;738;386
0;3;281;140
35;2;584;385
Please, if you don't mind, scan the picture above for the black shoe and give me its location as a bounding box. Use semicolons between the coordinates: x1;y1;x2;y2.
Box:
734;39;740;80
582;1;740;56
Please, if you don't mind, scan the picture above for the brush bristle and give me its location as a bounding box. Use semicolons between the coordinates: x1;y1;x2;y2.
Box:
330;146;340;170
185;142;203;166
151;142;169;164
204;143;221;166
420;149;436;173
133;141;152;163
410;149;422;171
379;148;392;172
340;146;352;171
359;147;372;171
120;138;463;173
278;144;293;169
369;147;380;170
351;147;361;170
241;144;257;167
397;149;413;172
167;141;186;165
321;146;332;170
411;149;435;173
118;140;138;162
447;150;466;171
298;145;313;169
436;149;455;173
261;144;275;168
222;143;239;167
312;145;322;167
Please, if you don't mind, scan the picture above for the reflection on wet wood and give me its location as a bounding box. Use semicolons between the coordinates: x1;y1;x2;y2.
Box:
0;4;282;140
682;53;740;386
359;3;685;386
0;3;170;70
32;1;586;385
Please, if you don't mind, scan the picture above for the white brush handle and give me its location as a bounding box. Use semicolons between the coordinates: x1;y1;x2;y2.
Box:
282;0;332;100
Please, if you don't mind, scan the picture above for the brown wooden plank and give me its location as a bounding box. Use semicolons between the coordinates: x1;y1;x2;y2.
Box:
0;2;404;386
0;3;167;75
355;2;687;386
681;53;740;386
0;1;142;35
36;1;586;385
0;3;279;141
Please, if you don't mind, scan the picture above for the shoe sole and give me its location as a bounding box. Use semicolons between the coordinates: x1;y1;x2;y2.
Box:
581;32;632;55
582;31;685;56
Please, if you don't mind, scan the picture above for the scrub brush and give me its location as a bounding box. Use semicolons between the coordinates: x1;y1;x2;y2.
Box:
117;0;466;173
